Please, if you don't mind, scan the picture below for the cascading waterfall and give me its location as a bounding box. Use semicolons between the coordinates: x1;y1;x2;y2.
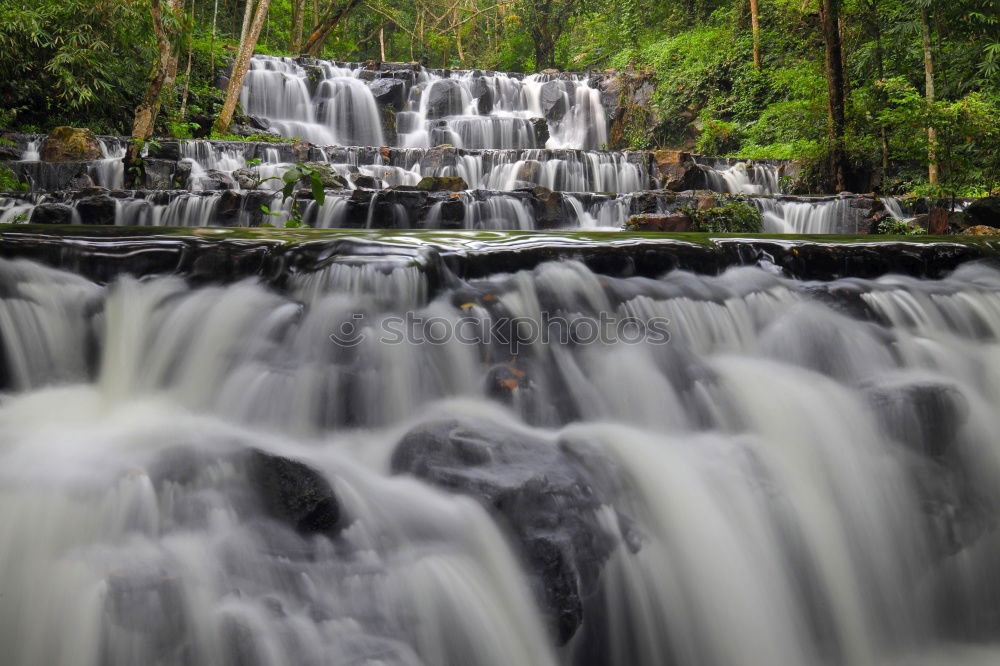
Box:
2;248;1000;665
241;57;385;147
695;158;781;195
241;56;609;151
753;196;864;234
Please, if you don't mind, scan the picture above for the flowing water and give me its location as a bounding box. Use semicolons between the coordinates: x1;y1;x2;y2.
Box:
2;238;1000;665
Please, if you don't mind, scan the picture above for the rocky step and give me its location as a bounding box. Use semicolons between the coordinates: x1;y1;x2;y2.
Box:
1;227;996;292
1;188;939;234
4;132;799;194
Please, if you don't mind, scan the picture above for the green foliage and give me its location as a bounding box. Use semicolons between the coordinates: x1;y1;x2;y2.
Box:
0;166;27;192
687;200;763;233
877;218;925;235
0;0;155;133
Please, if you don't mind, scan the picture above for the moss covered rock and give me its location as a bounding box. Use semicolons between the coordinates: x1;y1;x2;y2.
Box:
41;127;101;162
689;200;763;233
416;175;468;192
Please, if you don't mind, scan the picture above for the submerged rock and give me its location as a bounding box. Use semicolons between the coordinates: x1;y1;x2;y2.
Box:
247;450;343;536
391;417;625;645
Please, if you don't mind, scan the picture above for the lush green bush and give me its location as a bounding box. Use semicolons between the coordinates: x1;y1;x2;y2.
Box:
688;200;764;233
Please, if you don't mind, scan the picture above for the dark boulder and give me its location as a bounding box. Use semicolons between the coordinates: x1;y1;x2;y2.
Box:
29;203;76;225
369;78;407;111
966;197;1000;228
476;88;494;115
75;194;118;225
864;378;969;458
424;79;465;119
529;118;550;147
540;80;568;121
351;173;379;189
148;140;182;161
247;450;343;536
391;417;624;645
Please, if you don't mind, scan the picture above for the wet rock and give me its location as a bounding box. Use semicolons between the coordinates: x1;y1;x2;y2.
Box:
195;168;237;191
524;185;565;228
148;139;181;161
0;144;21;160
232;168;259;190
143;159;180;190
966;197;1000;228
302;162;349;189
416;176;468;192
391;418;621;644
245;115;272;132
29;203;76;225
75;194;117;225
864;378;969;458
41;126;101;162
540;80;568;121
351;173;379;189
369;78;407;111
246;449;342;536
529;117;550;147
653;150;701;191
625;212;693;232
291;139;314;163
424;79;464;119
476;88;494;115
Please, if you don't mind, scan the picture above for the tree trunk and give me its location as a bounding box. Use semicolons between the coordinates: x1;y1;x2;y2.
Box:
870;0;889;172
214;0;272;135
379;26;386;61
239;0;254;44
302;0;362;57
819;0;847;192
749;0;761;69
209;0;219;75
125;0;184;187
920;8;938;185
291;0;305;53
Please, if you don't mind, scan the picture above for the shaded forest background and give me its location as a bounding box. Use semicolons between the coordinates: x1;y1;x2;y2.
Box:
0;0;997;196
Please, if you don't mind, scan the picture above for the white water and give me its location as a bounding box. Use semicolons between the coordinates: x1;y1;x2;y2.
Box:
696;159;781;195
242;56;609;151
2;253;1000;664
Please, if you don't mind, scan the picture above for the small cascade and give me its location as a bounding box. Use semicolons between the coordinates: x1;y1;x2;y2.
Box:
19;138;41;161
241;57;385;146
88;137;126;190
696;158;782;195
753;197;866;234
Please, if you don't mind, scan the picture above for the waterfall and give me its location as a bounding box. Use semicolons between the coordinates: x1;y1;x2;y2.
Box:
2;246;1000;665
753;197;864;234
88;138;126;190
241;56;609;151
696;158;782;195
